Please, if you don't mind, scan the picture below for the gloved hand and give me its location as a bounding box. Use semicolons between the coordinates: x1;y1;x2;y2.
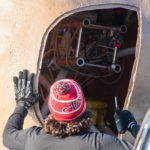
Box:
13;70;41;109
114;108;137;131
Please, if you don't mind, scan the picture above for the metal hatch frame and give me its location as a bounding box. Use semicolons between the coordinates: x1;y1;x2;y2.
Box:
29;4;141;127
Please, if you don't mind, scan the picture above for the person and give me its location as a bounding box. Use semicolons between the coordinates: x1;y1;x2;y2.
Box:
3;70;139;150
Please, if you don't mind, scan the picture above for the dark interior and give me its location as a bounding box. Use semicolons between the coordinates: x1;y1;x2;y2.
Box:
39;8;138;135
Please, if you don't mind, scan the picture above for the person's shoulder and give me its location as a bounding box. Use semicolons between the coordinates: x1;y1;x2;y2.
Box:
26;126;43;135
72;132;104;149
80;131;103;137
76;131;103;143
79;131;119;145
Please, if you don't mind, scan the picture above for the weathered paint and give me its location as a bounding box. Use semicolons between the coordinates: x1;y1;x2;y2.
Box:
0;0;150;149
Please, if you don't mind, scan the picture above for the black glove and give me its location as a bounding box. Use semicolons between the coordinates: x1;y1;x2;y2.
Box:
114;108;137;131
13;70;41;109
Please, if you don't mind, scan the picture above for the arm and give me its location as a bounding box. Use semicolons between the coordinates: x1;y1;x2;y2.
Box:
98;133;133;150
3;70;41;149
3;102;28;150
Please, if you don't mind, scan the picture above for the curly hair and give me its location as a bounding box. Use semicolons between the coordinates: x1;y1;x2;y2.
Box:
44;110;93;138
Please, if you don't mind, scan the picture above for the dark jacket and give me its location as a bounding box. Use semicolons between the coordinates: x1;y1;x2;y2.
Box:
3;105;133;150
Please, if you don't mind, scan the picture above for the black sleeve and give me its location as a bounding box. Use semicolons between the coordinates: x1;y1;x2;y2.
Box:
130;124;140;138
3;103;29;150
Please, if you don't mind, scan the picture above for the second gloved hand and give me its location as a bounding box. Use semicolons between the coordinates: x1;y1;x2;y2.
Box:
13;70;41;109
114;109;137;132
